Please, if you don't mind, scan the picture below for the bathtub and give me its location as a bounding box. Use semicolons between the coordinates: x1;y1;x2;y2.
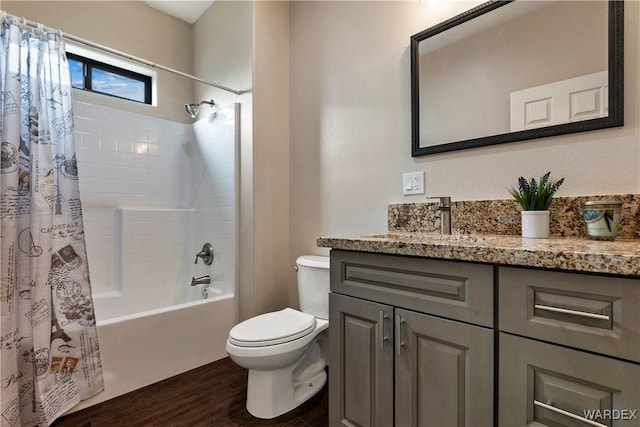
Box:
68;102;241;412
69;291;237;412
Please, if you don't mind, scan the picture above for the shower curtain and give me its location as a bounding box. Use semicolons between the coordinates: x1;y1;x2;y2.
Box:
0;15;103;427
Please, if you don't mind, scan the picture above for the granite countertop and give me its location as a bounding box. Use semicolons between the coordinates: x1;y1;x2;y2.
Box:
317;233;640;276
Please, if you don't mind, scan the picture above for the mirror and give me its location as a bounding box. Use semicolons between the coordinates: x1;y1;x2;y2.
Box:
411;0;624;156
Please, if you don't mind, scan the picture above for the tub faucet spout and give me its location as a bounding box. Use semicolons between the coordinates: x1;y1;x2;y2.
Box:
191;275;211;286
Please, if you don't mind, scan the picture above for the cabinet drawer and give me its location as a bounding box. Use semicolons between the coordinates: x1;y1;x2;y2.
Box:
330;250;494;327
499;267;640;362
499;332;640;427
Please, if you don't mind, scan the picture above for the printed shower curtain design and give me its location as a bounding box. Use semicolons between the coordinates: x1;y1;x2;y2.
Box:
0;15;103;427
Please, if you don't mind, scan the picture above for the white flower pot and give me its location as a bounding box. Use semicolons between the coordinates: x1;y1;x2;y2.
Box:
521;210;550;239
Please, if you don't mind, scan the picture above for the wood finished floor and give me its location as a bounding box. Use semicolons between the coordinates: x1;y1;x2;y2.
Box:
51;357;328;427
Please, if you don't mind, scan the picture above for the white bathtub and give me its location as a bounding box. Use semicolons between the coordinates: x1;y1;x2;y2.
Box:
70;103;241;412
69;291;237;412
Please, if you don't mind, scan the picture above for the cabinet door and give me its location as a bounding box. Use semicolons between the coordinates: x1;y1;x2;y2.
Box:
395;308;494;427
329;293;394;427
499;332;640;427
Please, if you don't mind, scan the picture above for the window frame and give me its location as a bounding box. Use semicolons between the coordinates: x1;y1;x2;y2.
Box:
67;52;152;105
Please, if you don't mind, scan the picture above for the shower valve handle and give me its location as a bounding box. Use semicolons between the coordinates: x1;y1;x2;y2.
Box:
194;243;214;265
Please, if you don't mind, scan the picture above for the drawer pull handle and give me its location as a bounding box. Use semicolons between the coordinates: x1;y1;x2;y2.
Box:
533;400;607;427
378;310;388;349
395;314;405;355
534;304;610;321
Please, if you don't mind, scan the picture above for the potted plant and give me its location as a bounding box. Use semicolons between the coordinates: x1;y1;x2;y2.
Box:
508;172;564;238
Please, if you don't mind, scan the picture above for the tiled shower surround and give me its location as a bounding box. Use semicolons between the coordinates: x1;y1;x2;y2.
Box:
389;194;640;239
74;101;237;317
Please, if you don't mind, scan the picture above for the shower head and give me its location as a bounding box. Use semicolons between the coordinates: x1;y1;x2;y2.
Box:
185;104;199;118
185;99;215;119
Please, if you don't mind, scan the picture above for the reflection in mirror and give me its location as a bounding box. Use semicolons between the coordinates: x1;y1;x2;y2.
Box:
411;0;624;157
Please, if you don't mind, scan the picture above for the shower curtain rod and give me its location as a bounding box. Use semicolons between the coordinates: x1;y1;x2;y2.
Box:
15;13;244;96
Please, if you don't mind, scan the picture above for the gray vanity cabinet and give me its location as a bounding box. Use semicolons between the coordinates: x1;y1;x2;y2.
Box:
329;293;394;427
328;250;495;427
498;267;640;426
321;237;640;427
499;332;640;427
499;267;640;362
394;308;494;427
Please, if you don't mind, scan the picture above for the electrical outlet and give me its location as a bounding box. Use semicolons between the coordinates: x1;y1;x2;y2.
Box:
403;171;424;195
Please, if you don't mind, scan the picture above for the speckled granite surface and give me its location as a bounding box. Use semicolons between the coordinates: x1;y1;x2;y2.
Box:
388;194;640;239
318;194;640;276
316;233;640;276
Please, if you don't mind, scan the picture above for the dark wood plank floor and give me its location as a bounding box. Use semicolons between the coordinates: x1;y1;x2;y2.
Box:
51;357;328;427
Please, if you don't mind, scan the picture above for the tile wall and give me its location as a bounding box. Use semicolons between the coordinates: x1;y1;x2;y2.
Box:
74;101;238;319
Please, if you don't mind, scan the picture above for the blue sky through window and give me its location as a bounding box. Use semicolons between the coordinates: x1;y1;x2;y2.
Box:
66;53;150;104
91;68;146;103
68;57;84;89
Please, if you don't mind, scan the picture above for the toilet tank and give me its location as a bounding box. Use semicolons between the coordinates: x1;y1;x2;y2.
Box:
296;255;330;320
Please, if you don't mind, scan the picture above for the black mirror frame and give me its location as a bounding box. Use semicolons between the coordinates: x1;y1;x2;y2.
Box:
411;0;624;157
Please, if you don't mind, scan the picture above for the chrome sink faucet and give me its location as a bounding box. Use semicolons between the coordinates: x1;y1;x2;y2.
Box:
426;196;452;235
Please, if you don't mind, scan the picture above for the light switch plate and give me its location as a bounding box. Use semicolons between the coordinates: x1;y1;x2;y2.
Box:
403;171;424;195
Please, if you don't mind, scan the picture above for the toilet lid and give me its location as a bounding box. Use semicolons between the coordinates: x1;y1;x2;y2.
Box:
228;308;316;347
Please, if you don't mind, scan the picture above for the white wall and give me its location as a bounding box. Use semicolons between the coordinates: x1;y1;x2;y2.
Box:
252;1;292;315
194;1;291;320
75;102;238;320
3;1;195;123
193;1;256;320
191;105;239;305
74;101;191;304
290;1;640;264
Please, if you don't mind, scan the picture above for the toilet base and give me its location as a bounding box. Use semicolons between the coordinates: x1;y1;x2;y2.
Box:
246;340;327;419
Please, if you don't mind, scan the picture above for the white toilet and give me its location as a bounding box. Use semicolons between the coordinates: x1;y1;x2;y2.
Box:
226;255;330;419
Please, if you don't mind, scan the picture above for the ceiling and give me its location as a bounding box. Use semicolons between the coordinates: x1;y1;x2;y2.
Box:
145;0;215;24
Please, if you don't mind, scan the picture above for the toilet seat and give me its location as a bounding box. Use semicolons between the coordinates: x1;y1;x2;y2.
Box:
228;308;316;347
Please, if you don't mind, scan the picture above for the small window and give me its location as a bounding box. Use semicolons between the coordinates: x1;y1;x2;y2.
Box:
67;53;152;104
